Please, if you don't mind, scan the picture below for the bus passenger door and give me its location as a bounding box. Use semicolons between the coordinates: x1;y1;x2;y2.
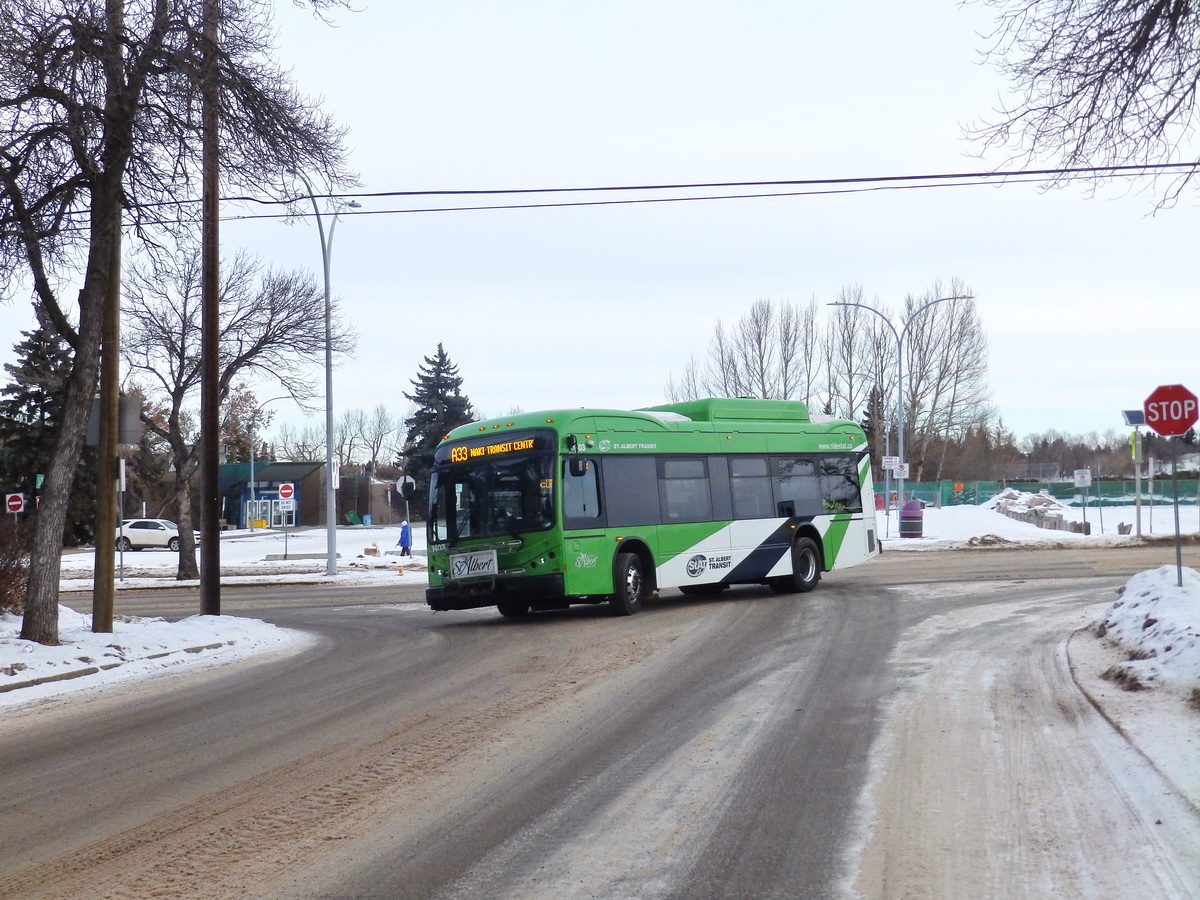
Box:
561;457;611;595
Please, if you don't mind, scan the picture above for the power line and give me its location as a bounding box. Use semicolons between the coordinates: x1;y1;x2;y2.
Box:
11;160;1192;233
219;161;1196;221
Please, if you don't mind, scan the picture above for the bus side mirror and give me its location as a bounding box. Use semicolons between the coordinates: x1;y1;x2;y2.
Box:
568;457;589;477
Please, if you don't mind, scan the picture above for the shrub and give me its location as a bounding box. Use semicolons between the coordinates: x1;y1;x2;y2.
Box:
0;517;34;615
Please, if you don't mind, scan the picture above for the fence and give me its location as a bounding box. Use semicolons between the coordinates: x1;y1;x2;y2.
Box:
896;479;1200;508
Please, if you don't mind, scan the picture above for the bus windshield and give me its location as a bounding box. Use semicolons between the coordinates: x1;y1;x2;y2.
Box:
429;451;555;545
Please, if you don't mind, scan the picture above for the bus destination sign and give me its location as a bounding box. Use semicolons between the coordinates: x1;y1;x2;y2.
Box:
449;437;537;464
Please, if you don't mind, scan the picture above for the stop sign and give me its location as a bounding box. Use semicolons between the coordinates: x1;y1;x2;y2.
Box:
5;493;24;513
1144;384;1199;437
278;482;295;499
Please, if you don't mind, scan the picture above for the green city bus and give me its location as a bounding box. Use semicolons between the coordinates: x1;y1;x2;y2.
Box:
425;397;879;617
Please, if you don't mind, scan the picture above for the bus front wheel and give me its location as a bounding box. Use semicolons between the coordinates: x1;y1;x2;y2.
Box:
497;600;530;618
769;537;821;594
609;552;646;616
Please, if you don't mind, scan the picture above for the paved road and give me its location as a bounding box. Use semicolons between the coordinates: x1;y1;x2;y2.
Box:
1;545;1196;898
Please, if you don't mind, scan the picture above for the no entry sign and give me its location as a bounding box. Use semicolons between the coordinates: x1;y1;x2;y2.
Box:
1144;384;1199;437
6;493;24;513
278;482;295;500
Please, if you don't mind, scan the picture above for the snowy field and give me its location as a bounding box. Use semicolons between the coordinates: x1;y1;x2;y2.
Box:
2;494;1198;809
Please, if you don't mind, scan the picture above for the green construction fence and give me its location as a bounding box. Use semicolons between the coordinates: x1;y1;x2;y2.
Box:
887;479;1200;508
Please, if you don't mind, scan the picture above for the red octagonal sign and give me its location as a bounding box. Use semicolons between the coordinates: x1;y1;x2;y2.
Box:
1144;384;1199;437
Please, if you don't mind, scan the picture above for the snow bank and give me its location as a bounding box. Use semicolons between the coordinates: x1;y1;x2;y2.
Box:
1094;566;1200;696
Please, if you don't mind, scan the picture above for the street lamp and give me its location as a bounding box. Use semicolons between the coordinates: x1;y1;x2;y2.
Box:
848;370;893;527
294;175;361;576
829;294;973;504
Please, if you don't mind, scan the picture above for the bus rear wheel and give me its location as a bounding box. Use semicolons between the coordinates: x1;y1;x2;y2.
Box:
609;552;646;616
769;537;821;594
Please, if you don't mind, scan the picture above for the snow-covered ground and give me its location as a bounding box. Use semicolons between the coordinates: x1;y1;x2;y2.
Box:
2;496;1198;808
2;524;428;707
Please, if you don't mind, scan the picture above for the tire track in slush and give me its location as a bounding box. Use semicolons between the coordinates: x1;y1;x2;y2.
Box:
848;587;1200;900
0;634;657;900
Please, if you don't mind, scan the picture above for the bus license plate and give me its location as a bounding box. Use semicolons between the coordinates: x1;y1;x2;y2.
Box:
449;549;498;580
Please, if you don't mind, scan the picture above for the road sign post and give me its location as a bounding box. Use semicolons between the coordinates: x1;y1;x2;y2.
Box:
6;493;24;515
277;482;295;559
1143;384;1198;586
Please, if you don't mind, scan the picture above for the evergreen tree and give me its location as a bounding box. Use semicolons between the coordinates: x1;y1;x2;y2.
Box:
0;307;97;544
401;344;474;508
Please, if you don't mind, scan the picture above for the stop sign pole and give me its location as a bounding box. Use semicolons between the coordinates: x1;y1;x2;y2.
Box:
1143;384;1198;586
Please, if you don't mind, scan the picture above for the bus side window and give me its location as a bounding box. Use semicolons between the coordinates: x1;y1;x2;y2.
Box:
659;458;712;523
819;456;863;512
730;456;772;519
604;456;661;527
563;457;601;522
773;457;822;517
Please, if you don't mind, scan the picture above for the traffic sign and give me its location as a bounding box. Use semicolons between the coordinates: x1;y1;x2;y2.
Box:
893;462;910;479
277;498;295;512
1144;384;1198;437
6;493;25;513
278;482;295;500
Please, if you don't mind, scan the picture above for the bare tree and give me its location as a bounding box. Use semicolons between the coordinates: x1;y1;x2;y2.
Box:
122;244;355;579
0;0;352;643
274;421;326;462
822;286;877;420
670;284;991;476
665;357;704;403
901;279;992;480
972;0;1200;202
336;408;366;466
665;298;822;402
360;404;398;472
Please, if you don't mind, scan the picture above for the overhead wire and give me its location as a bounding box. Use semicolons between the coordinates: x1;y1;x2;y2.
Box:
217;161;1199;222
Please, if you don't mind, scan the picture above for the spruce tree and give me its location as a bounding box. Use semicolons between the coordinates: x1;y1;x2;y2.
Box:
401;344;475;508
0;307;97;544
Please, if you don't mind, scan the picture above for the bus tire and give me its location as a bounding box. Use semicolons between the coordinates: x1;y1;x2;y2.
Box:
497;600;530;618
609;552;645;616
769;537;821;594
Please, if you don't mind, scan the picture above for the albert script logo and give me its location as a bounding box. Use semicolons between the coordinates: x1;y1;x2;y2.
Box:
451;552;497;579
686;554;707;578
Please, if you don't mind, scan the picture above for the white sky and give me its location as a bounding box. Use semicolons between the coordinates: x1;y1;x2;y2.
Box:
2;1;1197;443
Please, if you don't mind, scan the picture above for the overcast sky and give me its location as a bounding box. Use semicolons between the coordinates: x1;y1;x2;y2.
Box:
3;1;1197;447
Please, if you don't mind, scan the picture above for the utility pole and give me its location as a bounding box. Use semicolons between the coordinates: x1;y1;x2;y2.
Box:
92;0;124;634
199;0;222;616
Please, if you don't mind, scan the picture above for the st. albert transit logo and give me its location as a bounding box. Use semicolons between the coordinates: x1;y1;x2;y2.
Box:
687;553;732;577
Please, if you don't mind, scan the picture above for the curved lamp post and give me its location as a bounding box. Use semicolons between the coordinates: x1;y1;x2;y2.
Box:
294;175;360;576
829;294;973;504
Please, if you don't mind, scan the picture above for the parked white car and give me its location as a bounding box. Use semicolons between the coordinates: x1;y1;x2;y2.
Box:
116;518;181;551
